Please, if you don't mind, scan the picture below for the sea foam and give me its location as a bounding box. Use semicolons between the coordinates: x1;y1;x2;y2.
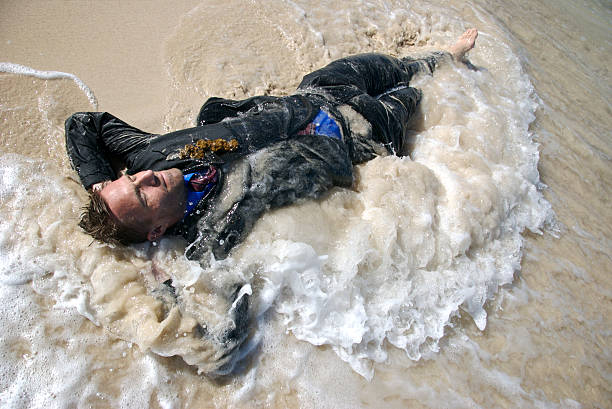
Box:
0;62;97;108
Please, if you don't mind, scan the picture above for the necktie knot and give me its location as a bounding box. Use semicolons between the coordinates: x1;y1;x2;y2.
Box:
182;167;219;219
189;167;217;192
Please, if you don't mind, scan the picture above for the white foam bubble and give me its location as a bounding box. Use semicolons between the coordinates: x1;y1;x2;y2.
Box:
0;62;98;108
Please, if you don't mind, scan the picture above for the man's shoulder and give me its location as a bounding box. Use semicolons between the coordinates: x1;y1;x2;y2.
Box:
197;95;280;126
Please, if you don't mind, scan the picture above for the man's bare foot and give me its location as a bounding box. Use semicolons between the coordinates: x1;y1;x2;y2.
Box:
448;28;478;61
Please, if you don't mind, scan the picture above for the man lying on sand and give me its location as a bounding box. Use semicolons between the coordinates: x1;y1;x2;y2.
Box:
65;28;478;374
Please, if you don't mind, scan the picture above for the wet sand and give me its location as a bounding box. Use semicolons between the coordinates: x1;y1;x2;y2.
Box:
1;0;200;131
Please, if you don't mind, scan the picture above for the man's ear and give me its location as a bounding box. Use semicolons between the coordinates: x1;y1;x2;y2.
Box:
147;225;166;242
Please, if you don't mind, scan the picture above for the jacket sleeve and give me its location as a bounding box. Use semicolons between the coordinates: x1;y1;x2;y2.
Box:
65;112;153;189
148;279;250;375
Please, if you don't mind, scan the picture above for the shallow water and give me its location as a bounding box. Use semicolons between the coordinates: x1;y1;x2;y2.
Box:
0;0;610;408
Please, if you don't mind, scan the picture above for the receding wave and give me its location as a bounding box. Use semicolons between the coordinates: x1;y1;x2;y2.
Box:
0;62;98;108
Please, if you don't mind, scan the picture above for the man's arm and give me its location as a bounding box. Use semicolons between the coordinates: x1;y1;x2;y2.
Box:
65;112;153;189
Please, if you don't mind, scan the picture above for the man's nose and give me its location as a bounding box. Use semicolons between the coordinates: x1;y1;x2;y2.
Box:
135;170;155;186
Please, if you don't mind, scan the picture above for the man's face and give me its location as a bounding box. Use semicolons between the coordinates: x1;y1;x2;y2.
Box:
100;168;186;240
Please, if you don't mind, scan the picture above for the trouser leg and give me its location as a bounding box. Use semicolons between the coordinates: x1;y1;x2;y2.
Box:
298;52;449;158
298;52;446;96
347;86;422;156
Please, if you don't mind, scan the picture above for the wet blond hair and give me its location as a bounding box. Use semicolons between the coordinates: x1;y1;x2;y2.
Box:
79;191;147;245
